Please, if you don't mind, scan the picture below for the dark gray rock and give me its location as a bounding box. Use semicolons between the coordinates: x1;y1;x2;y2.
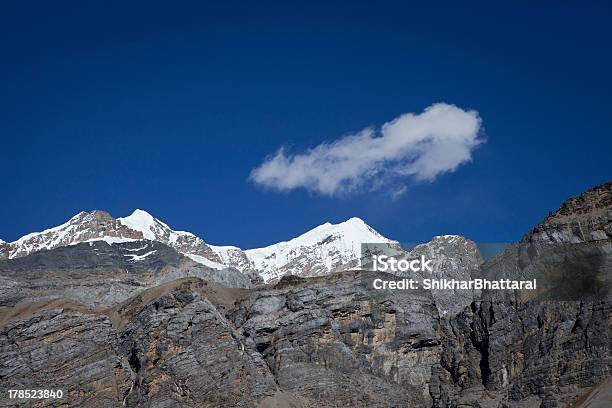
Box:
0;279;280;407
228;271;442;407
0;240;254;308
114;279;278;407
432;182;612;407
0;302;131;407
1;182;611;407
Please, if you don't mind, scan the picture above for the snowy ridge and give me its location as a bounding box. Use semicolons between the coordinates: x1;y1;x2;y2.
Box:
118;210;168;240
4;211;139;258
184;254;227;270
2;209;221;265
209;245;253;272
118;209;198;244
246;217;387;263
116;209;223;263
214;217;397;283
12;211;88;250
3;210;397;282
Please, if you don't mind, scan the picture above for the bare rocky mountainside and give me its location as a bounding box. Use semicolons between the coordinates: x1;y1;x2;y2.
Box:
0;182;610;407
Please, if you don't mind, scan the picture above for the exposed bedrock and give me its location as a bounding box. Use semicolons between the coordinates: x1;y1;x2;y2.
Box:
227;271;441;407
0;182;611;407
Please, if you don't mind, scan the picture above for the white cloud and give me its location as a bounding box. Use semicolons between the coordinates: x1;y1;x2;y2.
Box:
250;103;483;196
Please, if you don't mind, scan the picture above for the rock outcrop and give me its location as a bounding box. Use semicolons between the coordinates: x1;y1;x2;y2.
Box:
524;181;612;244
407;235;483;316
228;271;441;407
433;182;612;407
0;279;280;408
0;240;254;308
433;296;611;407
0;182;610;407
0;272;444;407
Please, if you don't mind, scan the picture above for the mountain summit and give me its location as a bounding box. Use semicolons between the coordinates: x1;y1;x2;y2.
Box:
0;209;221;265
116;209;223;265
0;211;395;282
1;210;139;259
213;216;397;282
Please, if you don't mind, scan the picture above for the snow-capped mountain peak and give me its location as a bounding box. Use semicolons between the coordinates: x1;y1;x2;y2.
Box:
117;209;223;264
2;211;398;283
1;210;222;265
213;217;396;283
119;209;194;243
254;217;386;250
3;210;141;258
118;209;162;240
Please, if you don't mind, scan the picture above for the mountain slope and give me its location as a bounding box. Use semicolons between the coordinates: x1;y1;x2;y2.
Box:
432;181;612;407
0;210;223;266
407;235;483;315
523;181;612;243
1;182;610;407
0;239;254;308
212;217;398;282
1;210;140;259
2;210;398;282
117;209;223;264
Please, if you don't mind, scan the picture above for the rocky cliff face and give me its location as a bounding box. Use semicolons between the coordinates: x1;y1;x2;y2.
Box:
227;271;441;407
3;268;606;407
0;240;254;309
0;182;610;407
407;235;483;316
0;272;443;407
433;182;612;407
0;279;280;408
524;181;612;244
433;296;611;407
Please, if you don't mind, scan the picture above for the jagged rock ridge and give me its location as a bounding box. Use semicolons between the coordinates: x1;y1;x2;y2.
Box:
0;240;255;309
523;181;612;243
0;209;223;266
1;211;401;283
433;181;612;407
0;182;610;407
213;217;400;282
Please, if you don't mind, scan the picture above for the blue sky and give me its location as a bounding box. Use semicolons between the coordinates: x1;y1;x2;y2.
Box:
1;1;610;248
